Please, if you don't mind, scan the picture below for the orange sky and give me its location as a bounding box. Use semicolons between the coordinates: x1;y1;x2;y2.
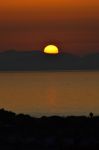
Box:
0;0;99;54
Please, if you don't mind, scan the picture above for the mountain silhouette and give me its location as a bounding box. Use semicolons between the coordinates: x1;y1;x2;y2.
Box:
0;51;99;70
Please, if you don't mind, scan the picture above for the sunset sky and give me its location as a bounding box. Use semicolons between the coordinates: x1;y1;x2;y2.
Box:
0;0;99;54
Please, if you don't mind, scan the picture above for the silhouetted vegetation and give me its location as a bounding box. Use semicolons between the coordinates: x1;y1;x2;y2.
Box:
0;108;99;149
89;112;94;119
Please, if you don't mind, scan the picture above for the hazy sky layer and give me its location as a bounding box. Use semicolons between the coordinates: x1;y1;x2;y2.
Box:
0;0;99;54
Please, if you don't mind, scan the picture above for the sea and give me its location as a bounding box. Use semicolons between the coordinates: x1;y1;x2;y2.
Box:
0;71;99;117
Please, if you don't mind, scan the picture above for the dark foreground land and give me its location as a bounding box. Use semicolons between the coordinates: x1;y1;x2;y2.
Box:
0;109;99;150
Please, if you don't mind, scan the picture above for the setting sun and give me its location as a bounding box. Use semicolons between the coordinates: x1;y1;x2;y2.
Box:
44;45;59;54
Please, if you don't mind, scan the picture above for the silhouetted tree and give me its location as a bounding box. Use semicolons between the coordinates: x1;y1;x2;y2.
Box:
89;112;94;119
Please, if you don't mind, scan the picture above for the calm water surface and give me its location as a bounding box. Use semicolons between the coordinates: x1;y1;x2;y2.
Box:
0;71;99;116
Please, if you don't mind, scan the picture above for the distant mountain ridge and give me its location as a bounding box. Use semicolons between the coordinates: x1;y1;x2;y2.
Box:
0;51;99;70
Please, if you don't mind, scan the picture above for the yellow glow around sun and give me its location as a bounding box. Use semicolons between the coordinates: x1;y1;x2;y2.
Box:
44;45;59;54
